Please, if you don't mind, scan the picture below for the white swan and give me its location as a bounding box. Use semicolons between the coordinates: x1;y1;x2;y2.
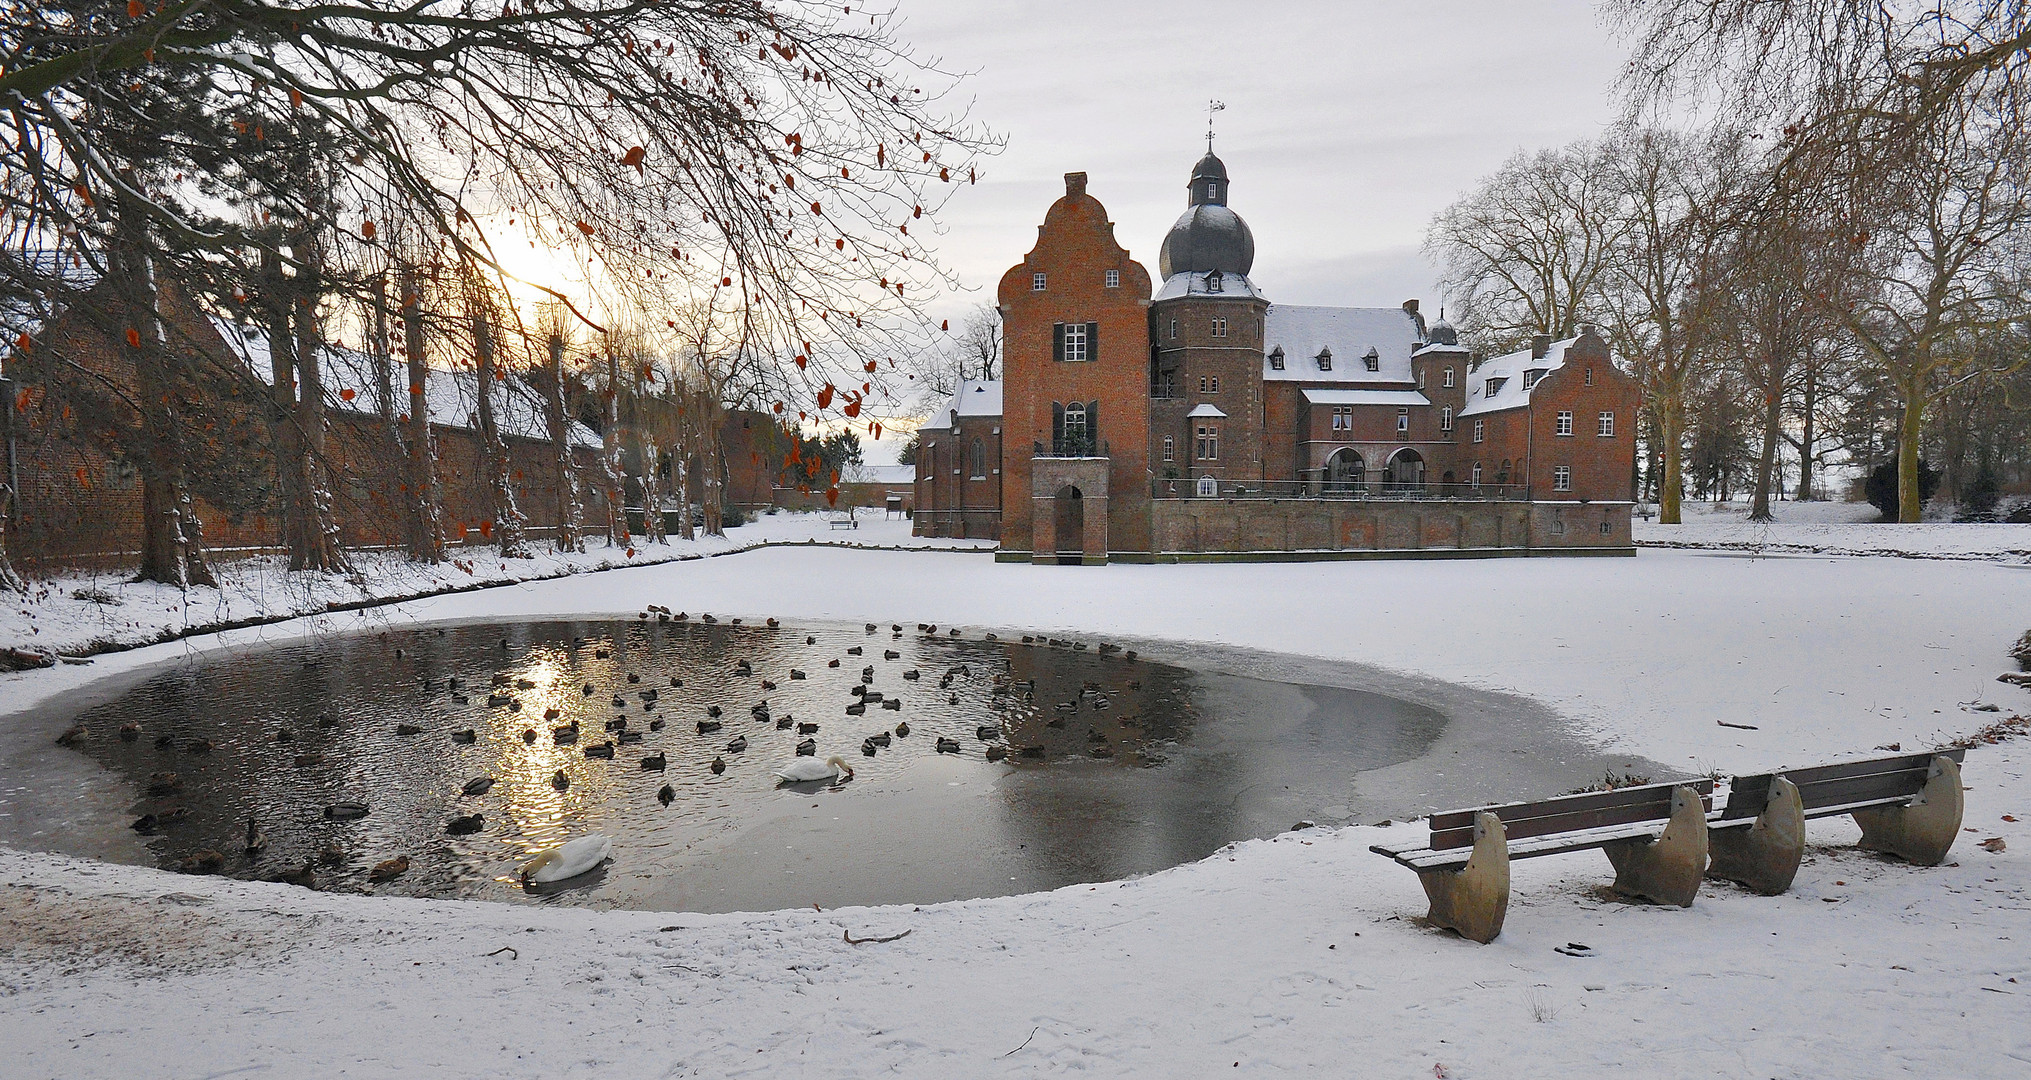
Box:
521;834;613;884
774;755;854;784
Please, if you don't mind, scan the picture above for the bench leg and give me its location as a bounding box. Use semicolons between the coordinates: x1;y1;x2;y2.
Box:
1415;812;1509;944
1602;785;1709;907
1852;755;1964;866
1707;776;1805;895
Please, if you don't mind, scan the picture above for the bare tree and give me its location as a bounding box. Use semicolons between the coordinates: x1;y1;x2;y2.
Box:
536;311;584;553
1427;140;1624;354
395;257;444;563
460;264;532;558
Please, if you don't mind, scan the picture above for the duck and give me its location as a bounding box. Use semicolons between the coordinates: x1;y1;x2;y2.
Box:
275;727;295;743
774;755;854;784
179;850;227;875
396;724;424;737
710;756;726;774
585;741;615;759
760;679;778;691
806;636;817;645
902;669;921;681
726;734;747;753
626;672;641;683
522;729;539;744
865;623;878;633
881;699;902;711
794;737;818;756
790;669;807;680
544;707;562;721
462;776;496;797
657;784;676;806
845;701;867;716
147;772;181;796
368;854;411;882
706;704;723;719
847;646;863;656
54;725;87;747
618;730;643;745
884;650;900;660
186;738;215;753
775;715;794;729
797;721;820;735
640;752;666;771
324;802;369;820
697;719;723;734
294;752;325;768
451;728;478;744
446;813;486;835
582;683;596;696
894;721;910;737
984;744;1009;762
935;737;961;754
977;725;1001;741
266;859;318;889
551;769;570;791
244;815;268;856
319;843;347;867
554;724;579;744
867;731;891;747
828;658;842;668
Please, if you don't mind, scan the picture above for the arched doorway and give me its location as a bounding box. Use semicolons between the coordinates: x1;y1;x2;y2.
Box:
1053;485;1084;565
1385;448;1425;492
1324;448;1366;494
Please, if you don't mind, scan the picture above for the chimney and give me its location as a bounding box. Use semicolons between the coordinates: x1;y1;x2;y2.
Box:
1401;298;1426;338
1530;334;1552;360
1064;172;1088;198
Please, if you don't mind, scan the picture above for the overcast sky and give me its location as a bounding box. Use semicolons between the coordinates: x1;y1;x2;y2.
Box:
897;0;1632;319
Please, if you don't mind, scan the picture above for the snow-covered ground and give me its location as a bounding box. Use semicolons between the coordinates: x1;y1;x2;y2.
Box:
0;512;989;659
1635;498;2031;561
2;545;2028;1077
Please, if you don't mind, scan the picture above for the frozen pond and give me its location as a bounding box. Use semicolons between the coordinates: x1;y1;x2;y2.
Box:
45;618;1448;912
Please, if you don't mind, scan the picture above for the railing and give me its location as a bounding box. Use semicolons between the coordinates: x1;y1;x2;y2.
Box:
1033;439;1110;459
1151;478;1528;502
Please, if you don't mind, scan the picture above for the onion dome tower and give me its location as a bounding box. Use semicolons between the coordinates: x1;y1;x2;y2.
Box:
1157;151;1256;281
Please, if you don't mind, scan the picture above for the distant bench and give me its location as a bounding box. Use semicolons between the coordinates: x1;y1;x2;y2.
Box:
1370;748;1968;943
1707;748;1966;895
828;515;859;530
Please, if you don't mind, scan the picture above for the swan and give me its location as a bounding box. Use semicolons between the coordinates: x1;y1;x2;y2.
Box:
774;755;854;784
521;834;613;884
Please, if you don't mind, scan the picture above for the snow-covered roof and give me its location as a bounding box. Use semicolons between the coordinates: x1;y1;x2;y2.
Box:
1301;388;1433;408
1458;336;1579;418
1186;403;1228;418
214;318;601;449
1154;271;1267;302
922;378;1003;430
1264;305;1422;384
844;463;915;487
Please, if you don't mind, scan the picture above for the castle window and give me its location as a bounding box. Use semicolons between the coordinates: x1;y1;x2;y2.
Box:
1473;418;1485;443
1316;348;1332;371
1554;465;1572;491
1417;368;1426;389
1364;347;1380;372
1443;367;1455;388
1556;410;1574;436
1471;462;1483;486
1198;376;1206;393
1206;271;1224;293
1063;401;1087;447
1169;319;1178;340
1584;367;1594;386
1195;424;1219;460
1268;346;1285;371
1598;411;1615;437
1207;182;1218;201
970;438;985;479
1197;474;1217;497
1162;435;1175;462
1105;268;1119;289
1331;406;1352;432
1032;272;1046;292
1440;406;1454;433
1209;376;1220;394
1053;321;1095;363
1211;317;1229;338
1396;410;1409;435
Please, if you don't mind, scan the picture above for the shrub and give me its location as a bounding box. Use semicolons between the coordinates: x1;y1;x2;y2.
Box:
1863;459;1940;520
1957;466;2001;522
720;503;748;529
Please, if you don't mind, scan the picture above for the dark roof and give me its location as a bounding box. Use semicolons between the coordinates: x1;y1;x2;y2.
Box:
1160;151;1254;278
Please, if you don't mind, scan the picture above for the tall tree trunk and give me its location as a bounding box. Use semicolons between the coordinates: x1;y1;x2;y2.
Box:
543;332;582;552
700;408;724;537
260;249;304;564
399;267;445;562
1749;384;1782;522
601;343;626;544
1658;393;1686;525
1896;387;1926;523
468;282;532;557
289;235;350;572
118;205;214;586
1794;360;1818;501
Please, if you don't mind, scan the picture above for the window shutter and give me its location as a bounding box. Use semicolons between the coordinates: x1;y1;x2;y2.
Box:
1052;323;1065;363
1087;400;1100;445
1051;401;1064;446
1086;322;1099;363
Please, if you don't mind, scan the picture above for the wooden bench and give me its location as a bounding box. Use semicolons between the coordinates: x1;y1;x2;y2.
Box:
828;515;859;530
1370;779;1714;943
1707;748;1967;895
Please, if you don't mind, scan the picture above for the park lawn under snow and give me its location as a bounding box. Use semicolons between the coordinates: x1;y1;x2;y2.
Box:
1634;498;2031;560
0;511;988;658
1;545;2028;1077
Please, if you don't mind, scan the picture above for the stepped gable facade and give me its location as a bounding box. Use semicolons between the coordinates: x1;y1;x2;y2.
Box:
912;152;1640;561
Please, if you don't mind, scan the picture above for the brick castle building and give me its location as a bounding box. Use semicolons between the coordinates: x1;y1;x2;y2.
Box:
915;152;1639;562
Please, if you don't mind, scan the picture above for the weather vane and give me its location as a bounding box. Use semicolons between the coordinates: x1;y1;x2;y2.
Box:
1207;99;1226;152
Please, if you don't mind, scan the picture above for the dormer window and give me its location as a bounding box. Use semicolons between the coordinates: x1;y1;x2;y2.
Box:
1486;377;1506;396
1316;347;1332;372
1363;347;1380;372
1522;369;1545;390
1205;271;1224;294
1268;346;1285;371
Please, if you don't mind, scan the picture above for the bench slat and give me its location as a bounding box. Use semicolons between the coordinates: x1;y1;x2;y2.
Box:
1428;779;1712;851
1377;817;1678;871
